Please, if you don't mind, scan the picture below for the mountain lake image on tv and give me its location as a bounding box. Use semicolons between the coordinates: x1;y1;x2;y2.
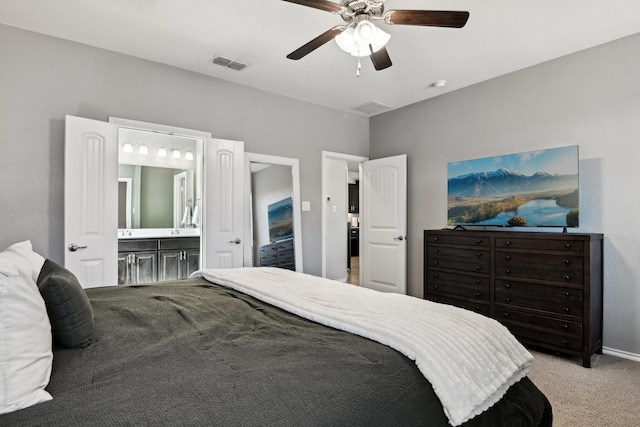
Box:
447;145;579;227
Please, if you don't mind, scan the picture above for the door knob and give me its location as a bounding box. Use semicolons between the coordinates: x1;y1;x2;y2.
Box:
68;243;87;252
394;235;406;241
229;238;241;244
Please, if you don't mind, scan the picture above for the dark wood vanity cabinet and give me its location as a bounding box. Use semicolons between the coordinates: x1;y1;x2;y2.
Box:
158;238;201;281
424;229;603;367
118;237;200;285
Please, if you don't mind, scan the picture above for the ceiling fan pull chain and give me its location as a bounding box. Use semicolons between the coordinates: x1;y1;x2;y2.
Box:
356;56;362;77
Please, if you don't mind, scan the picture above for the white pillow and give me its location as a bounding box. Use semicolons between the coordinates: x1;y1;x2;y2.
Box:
0;241;53;414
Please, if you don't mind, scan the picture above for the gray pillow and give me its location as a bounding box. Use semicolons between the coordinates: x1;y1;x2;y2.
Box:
36;259;94;348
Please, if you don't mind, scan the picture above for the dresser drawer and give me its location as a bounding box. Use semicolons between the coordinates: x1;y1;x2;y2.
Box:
427;245;490;262
495;237;584;252
498;310;583;351
495;280;583;317
428;257;489;273
495;261;583;284
426;269;490;301
426;233;490;247
425;294;490;317
496;251;583;269
276;239;294;251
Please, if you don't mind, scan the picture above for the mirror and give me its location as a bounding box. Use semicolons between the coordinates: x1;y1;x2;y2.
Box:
118;128;201;233
244;153;303;272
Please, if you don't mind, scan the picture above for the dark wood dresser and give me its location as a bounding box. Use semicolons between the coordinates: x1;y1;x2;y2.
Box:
424;229;603;367
259;239;295;271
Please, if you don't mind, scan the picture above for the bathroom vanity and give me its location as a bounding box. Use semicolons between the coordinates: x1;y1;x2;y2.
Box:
118;229;200;285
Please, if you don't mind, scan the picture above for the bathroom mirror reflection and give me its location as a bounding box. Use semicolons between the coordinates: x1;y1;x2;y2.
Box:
117;128;201;232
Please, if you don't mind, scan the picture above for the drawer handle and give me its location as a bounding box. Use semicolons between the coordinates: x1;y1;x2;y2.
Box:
433;273;439;278
476;239;482;244
562;340;569;346
433;285;439;289
476;279;481;284
563;275;571;281
563;324;569;330
434;249;439;253
475;306;481;311
504;283;511;288
434;237;439;242
503;312;509;318
563;292;571;297
505;255;511;260
505;269;511;274
476;252;481;257
565;243;571;249
564;307;570;313
563;259;570;265
504;298;511;302
505;241;511;246
475;265;481;271
434;261;439;265
475;292;481;297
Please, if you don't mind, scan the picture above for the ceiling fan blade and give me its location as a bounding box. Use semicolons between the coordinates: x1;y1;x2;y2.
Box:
287;27;345;60
370;46;392;71
386;10;469;28
281;0;342;13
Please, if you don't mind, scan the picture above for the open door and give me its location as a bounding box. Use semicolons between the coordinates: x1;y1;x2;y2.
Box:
64;115;119;288
203;138;245;268
361;154;407;294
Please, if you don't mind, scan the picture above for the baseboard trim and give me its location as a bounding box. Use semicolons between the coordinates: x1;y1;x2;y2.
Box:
602;346;640;363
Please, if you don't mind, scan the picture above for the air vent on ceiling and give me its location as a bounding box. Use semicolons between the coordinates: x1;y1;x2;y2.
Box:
211;55;248;71
351;101;391;115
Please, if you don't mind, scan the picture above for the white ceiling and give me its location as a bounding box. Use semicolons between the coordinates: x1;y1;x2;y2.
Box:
1;0;639;116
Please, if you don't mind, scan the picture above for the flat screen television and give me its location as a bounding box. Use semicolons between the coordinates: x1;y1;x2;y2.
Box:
267;197;294;242
447;145;579;228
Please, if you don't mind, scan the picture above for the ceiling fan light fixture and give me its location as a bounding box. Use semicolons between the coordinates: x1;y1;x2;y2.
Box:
335;24;390;57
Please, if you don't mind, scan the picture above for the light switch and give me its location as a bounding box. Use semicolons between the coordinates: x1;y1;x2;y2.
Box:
302;201;311;211
331;205;337;214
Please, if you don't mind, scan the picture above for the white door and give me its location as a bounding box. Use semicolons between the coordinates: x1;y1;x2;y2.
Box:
361;155;407;293
64;115;118;288
203;138;245;268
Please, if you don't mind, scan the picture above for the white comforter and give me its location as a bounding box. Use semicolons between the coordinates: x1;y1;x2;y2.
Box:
192;267;533;426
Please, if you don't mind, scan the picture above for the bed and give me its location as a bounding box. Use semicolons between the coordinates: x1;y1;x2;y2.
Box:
0;242;552;426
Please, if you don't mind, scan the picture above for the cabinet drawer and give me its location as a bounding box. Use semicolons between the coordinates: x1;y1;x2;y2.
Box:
260;253;278;265
426;233;490;247
496;251;583;269
276;239;294;251
260;245;278;255
495;280;583;317
495;260;583;284
425;294;490;317
158;237;200;250
118;239;158;252
427;246;489;262
495;237;584;252
426;269;490;301
428;257;489;273
498;310;582;351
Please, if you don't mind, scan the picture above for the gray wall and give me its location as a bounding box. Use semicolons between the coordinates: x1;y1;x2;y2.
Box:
370;33;640;356
0;24;369;276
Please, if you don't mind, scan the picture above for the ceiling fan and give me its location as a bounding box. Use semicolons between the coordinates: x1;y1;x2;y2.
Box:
282;0;469;71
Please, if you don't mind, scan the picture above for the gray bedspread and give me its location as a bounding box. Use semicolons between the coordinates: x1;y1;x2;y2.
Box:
1;278;552;426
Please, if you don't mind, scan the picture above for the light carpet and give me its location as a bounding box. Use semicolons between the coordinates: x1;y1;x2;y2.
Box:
528;350;640;426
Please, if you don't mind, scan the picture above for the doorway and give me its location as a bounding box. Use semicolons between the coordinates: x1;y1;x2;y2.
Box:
321;151;367;283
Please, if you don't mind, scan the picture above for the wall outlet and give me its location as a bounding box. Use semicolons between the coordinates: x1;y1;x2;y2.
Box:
302;201;311;211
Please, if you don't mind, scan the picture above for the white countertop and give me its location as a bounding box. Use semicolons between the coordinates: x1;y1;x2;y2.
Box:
118;228;201;239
